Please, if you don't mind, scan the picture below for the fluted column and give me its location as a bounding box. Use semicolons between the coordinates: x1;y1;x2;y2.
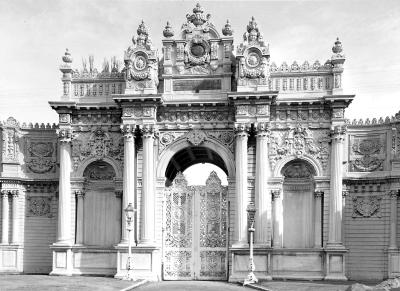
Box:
254;123;271;246
75;190;85;245
121;124;136;244
11;190;19;244
140;125;156;245
389;190;399;249
314;191;323;248
57;128;72;244
1;191;9;244
233;124;249;246
327;125;346;247
272;190;283;248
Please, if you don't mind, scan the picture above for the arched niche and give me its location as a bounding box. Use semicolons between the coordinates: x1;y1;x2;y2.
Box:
80;161;121;247
75;156;122;180
281;159;316;249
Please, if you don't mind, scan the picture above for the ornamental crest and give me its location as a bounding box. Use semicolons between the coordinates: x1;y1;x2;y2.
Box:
352;195;382;218
72;128;123;171
25;140;57;174
123;21;158;94
186;129;207;146
349;137;385;172
236;17;270;90
269;126;329;171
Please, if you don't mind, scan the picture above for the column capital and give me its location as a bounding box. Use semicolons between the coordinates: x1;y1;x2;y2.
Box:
342;189;349;198
10;190;19;198
234;123;250;137
330;125;347;141
121;124;136;139
271;189;281;200
389;190;399;199
115;190;123;198
314;190;324;198
254;122;271;139
140;124;158;139
57;128;72;143
1;190;9;198
74;190;85;199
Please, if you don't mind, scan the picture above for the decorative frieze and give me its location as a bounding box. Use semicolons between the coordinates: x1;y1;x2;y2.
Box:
2;118;20;162
352;195;382;218
157;108;232;124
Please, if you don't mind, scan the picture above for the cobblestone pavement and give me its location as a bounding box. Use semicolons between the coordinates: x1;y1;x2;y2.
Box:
0;275;137;291
135;280;354;291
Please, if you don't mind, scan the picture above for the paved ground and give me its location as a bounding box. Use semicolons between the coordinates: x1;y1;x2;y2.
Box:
134;280;359;291
0;275;138;291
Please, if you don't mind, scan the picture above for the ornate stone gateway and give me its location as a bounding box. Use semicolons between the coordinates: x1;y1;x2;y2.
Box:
163;171;228;280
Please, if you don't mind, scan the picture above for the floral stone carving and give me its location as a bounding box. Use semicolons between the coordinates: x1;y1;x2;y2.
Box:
269;125;329;171
349;137;385;172
26;141;56;174
352;195;382;218
27;196;53;218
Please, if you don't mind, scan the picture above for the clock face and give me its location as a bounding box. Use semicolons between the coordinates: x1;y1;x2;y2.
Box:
134;55;147;71
246;52;260;68
190;43;205;57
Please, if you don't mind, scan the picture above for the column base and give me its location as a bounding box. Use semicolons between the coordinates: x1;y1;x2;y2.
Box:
388;248;400;278
49;245;73;276
324;246;348;281
0;244;23;273
114;245;160;281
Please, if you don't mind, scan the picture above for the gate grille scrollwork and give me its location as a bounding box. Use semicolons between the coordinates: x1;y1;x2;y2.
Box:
163;171;228;280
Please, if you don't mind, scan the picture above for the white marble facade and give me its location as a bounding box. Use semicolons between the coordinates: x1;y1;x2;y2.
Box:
1;3;399;282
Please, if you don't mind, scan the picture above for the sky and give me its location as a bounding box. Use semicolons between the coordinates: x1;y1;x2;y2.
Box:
1;0;400;125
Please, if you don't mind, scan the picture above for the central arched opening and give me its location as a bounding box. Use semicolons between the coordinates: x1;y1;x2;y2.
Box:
162;145;229;281
165;146;228;186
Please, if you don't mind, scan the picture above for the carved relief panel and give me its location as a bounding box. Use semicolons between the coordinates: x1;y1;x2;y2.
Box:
348;134;386;172
71;128;123;172
2;117;20;163
269;125;330;173
25;139;57;174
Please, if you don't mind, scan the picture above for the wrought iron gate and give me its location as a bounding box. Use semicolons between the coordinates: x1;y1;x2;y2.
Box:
163;171;228;280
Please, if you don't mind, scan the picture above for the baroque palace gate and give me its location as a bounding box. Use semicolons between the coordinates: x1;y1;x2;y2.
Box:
163;172;228;280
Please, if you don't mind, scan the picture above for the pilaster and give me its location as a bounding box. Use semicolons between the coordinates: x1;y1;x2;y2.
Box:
233;123;249;247
254;123;272;247
314;191;323;248
272;190;283;248
75;190;85;245
1;191;10;244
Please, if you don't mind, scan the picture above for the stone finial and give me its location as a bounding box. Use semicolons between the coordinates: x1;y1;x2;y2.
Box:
222;19;233;36
163;21;174;38
186;3;211;27
137;20;148;37
62;48;72;63
332;37;343;54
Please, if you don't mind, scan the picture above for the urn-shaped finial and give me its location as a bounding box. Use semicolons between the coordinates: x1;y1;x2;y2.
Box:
62;48;72;63
163;21;174;38
137;20;148;37
222;19;233;36
332;37;343;54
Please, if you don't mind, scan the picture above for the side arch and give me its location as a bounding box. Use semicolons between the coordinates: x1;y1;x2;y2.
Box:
273;154;323;178
73;157;123;179
157;138;235;179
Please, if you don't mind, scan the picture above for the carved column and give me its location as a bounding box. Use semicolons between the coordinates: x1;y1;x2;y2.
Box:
272;190;283;248
75;190;85;245
57;128;72;244
11;190;19;244
389;190;399;249
1;191;9;244
233;124;249;246
327;126;346;247
314;191;324;248
140;125;156;245
254;123;271;246
121;124;136;244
